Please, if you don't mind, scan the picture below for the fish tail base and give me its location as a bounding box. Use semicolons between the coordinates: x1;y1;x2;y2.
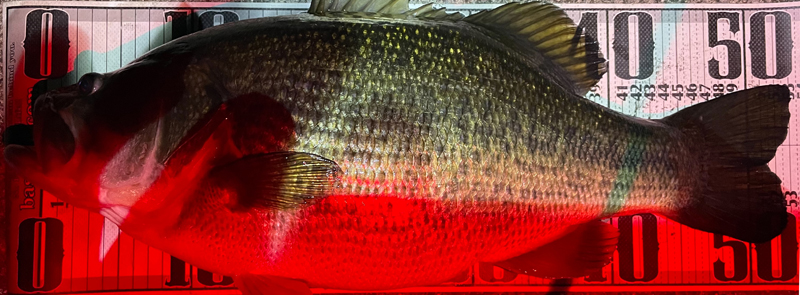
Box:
662;85;791;243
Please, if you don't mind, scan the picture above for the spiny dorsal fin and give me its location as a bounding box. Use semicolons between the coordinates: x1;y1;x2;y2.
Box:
309;0;409;15
406;3;464;21
464;1;606;94
308;0;464;21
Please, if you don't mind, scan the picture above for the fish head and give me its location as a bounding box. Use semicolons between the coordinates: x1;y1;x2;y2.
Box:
4;48;193;212
4;73;116;210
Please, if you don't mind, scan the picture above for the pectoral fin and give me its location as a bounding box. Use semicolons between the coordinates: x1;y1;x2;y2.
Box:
494;220;618;279
234;274;311;295
211;151;342;210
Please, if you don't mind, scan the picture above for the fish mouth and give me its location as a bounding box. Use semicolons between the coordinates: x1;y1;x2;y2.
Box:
33;90;77;174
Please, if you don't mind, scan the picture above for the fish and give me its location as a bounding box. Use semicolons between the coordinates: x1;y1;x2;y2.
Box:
3;0;791;293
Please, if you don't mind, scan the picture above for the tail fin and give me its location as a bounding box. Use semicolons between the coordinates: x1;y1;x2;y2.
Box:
662;85;791;243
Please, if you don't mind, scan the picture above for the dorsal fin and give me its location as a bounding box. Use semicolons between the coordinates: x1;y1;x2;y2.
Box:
308;0;463;21
307;0;606;94
464;1;606;94
309;0;409;15
406;3;465;21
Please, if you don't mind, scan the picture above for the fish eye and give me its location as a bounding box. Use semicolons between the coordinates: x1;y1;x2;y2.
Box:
78;73;103;94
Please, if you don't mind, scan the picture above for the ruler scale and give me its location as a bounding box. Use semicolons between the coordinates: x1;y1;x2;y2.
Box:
3;1;800;294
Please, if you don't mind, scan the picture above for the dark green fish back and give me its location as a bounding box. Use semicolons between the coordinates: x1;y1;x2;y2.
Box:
159;14;691;221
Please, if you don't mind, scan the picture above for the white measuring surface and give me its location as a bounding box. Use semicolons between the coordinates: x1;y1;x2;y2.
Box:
2;1;799;294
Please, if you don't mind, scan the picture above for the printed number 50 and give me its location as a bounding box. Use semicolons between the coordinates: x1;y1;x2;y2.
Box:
608;11;793;80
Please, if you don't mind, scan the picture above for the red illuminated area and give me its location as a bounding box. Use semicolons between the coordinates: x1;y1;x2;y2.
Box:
4;2;800;295
6;215;800;294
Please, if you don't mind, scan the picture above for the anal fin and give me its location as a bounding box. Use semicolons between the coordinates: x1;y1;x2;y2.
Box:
234;274;311;295
494;220;618;279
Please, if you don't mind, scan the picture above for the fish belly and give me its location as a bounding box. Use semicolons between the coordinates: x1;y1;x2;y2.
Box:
272;195;604;289
165;188;601;290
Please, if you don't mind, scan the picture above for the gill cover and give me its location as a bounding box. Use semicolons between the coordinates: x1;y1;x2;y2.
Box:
3;42;194;212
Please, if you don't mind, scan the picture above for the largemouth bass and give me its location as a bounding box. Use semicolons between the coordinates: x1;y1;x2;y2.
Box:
3;0;791;293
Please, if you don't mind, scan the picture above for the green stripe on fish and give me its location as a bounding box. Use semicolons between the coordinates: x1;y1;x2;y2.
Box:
603;126;650;216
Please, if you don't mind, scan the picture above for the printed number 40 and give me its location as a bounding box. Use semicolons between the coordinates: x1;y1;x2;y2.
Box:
588;11;794;80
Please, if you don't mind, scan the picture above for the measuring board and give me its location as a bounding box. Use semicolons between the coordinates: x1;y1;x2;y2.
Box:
2;1;799;294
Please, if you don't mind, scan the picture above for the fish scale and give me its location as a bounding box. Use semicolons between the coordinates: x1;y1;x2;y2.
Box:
6;1;789;293
134;15;687;288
